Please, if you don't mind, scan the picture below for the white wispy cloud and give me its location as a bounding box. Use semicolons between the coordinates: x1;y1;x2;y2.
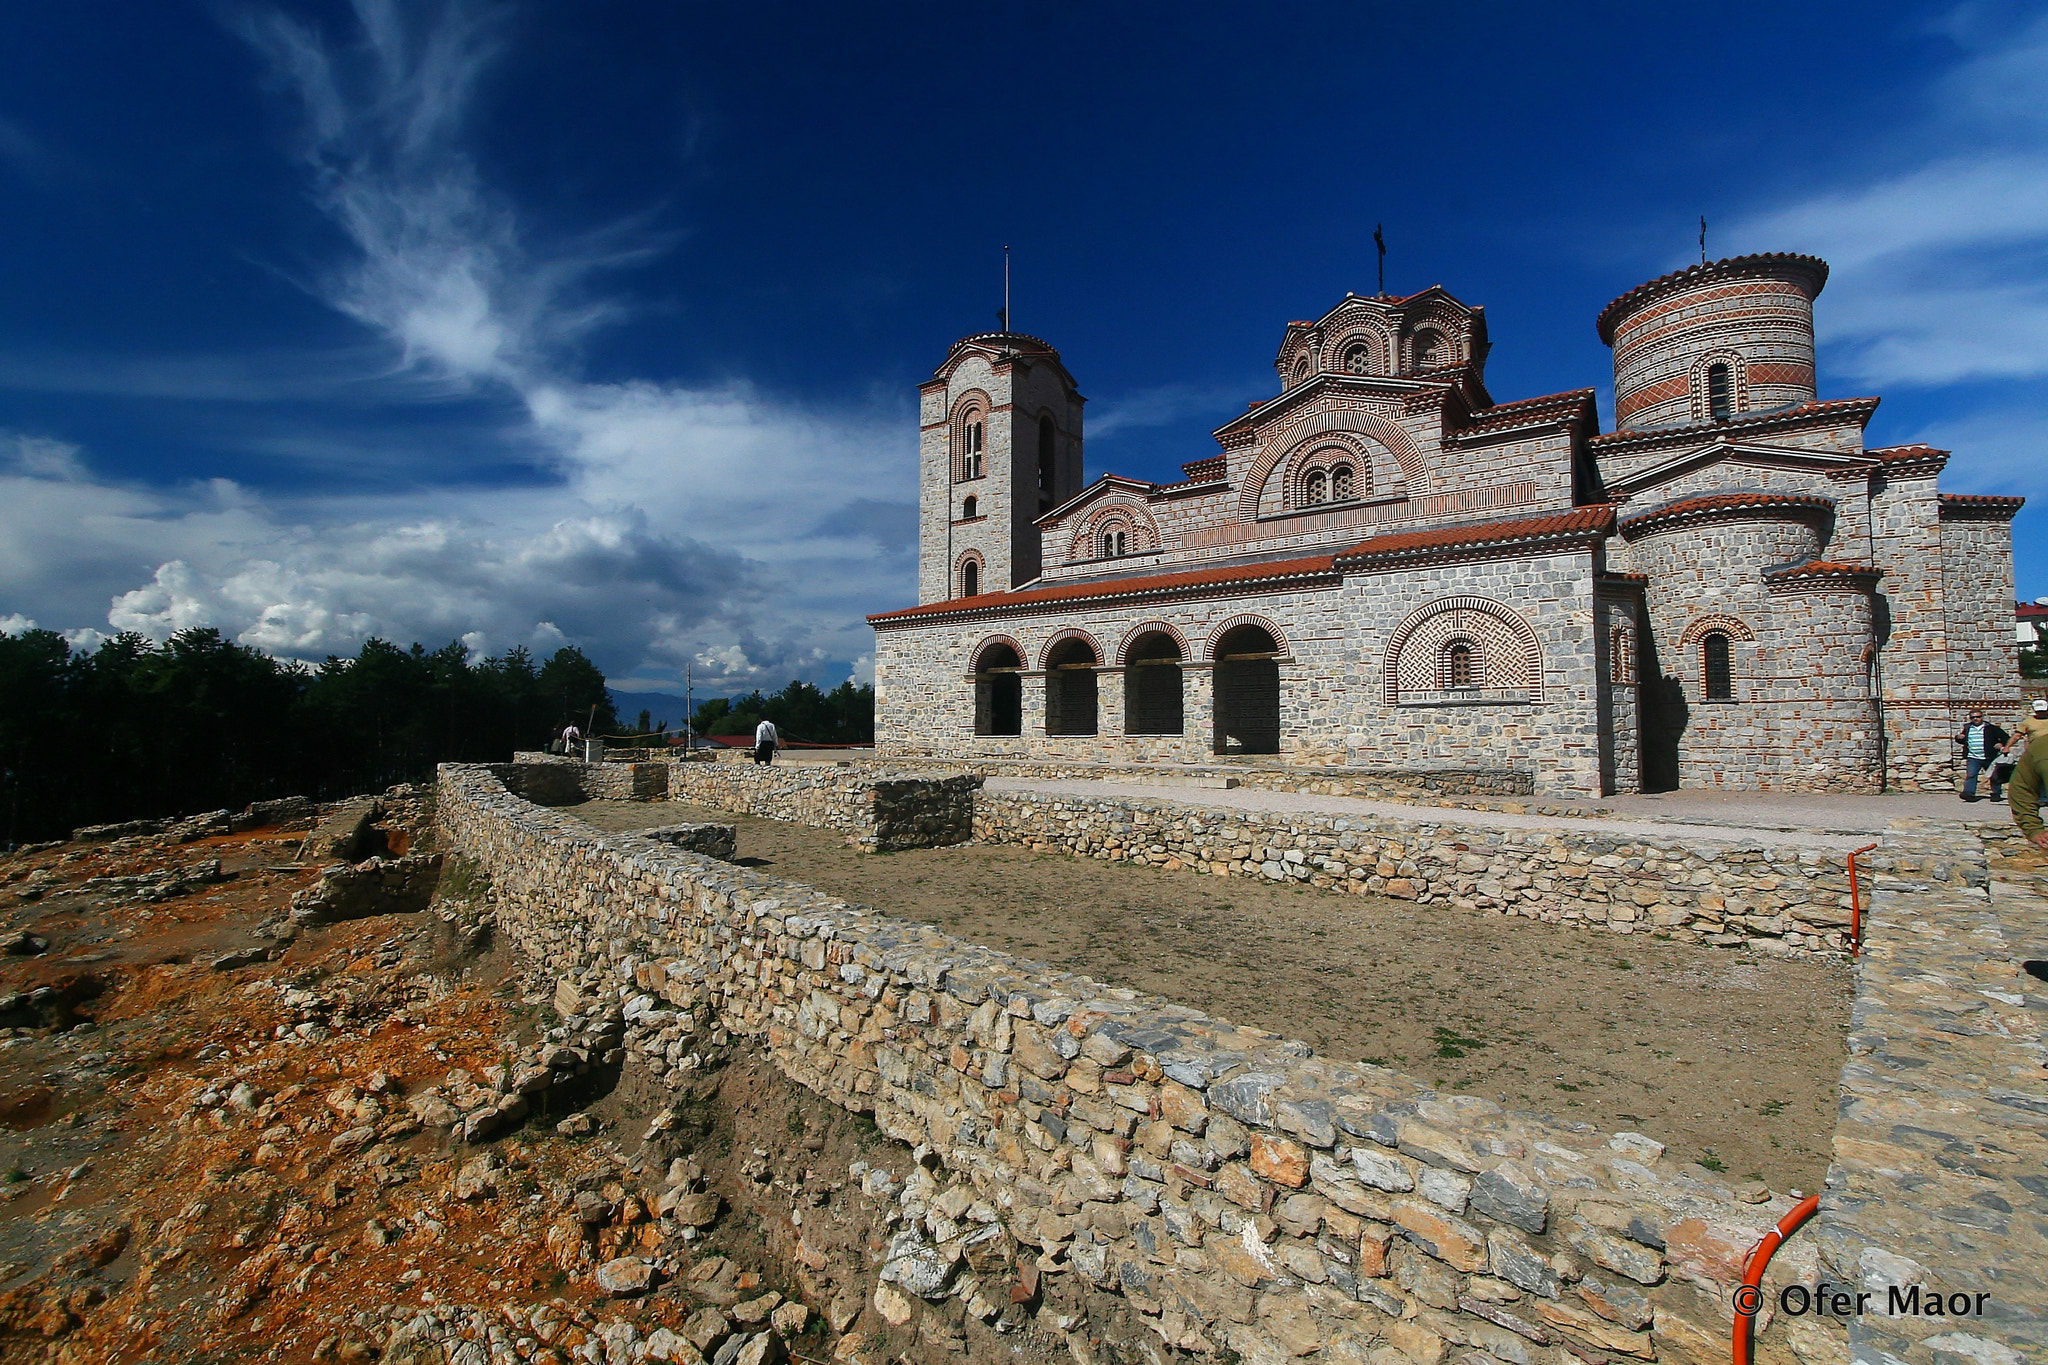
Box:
1088;381;1245;441
1726;11;2048;391
0;0;914;692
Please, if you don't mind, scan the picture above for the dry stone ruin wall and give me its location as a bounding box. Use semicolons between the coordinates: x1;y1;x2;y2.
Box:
439;761;1862;1365
971;789;1870;955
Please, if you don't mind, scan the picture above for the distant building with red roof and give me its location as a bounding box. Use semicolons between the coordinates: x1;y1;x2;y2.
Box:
867;256;2024;796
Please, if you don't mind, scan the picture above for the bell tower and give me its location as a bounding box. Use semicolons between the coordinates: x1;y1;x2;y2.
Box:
916;331;1085;604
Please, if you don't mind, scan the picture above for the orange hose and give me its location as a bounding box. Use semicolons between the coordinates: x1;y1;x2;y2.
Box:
1847;843;1878;953
1732;1192;1821;1365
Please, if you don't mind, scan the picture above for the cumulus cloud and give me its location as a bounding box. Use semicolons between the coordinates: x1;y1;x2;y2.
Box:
0;1;915;693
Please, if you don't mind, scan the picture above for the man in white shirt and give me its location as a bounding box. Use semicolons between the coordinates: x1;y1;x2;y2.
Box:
561;722;582;757
753;718;779;765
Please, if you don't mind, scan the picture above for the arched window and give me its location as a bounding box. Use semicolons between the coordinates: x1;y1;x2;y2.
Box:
1342;343;1373;375
1707;363;1733;422
1442;639;1477;689
1037;415;1057;506
961;495;977;520
1123;631;1185;736
1330;464;1355;501
1702;631;1734;700
1303;470;1327;506
1609;625;1635;685
961;560;979;598
1045;636;1100;736
1293;356;1311;383
961;416;985;480
1212;622;1281;755
1100;526;1127;558
1414;331;1444;369
973;640;1024;737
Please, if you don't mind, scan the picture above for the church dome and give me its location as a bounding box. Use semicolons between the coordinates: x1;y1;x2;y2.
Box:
1598;254;1827;433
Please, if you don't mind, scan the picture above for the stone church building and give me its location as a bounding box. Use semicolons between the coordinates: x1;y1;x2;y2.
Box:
866;254;2023;796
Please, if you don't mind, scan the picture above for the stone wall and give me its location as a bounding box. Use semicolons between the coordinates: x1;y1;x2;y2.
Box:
972;788;1874;955
857;755;1535;801
1809;824;2044;1364
498;756;588;806
437;762;1841;1365
667;761;980;852
874;548;1607;796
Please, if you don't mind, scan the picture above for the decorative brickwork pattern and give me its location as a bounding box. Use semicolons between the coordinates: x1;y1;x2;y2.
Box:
880;253;2022;798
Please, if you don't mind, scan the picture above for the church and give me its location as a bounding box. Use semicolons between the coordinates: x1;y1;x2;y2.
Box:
866;253;2023;797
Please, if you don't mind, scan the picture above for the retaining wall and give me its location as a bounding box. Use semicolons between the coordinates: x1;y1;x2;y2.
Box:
870;753;1538;801
439;762;1849;1365
973;789;1879;955
666;761;980;852
1810;825;2045;1363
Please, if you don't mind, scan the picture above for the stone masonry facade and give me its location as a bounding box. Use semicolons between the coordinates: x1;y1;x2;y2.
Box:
872;254;2024;797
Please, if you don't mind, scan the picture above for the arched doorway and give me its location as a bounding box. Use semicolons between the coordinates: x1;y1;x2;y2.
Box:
1212;623;1281;755
1123;631;1184;735
972;641;1023;737
1044;636;1099;736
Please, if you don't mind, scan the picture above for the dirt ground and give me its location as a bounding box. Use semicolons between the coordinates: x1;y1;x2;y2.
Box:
570;798;1855;1193
0;801;967;1364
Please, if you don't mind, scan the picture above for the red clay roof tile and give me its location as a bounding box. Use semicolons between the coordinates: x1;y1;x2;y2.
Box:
867;552;1340;625
1619;491;1834;526
1334;506;1615;565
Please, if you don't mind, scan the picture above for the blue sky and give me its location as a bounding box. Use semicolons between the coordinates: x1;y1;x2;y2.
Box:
1;1;2043;692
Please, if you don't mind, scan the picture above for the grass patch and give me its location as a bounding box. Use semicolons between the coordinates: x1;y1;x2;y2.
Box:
1698;1151;1729;1173
1433;1026;1489;1059
1759;1098;1788;1117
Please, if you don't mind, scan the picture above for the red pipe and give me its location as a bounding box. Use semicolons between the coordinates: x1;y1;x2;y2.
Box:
1732;1192;1821;1365
1847;843;1878;953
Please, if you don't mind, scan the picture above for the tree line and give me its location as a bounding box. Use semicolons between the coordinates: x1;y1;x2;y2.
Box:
683;678;875;746
0;627;618;846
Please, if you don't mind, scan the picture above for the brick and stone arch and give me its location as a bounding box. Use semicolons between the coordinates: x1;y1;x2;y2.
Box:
1407;323;1455;371
1121;625;1186;736
1385;597;1543;705
970;635;1024;737
1677;613;1757;646
1609;622;1636;685
1276;330;1322;385
1041;631;1101;737
1115;620;1191;665
1689;350;1749;423
951;389;991;482
1678;613;1755;703
1241;412;1418;522
1068;501;1159;562
954;549;985;600
1331;326;1391;376
1209;616;1285;755
1284;436;1374;509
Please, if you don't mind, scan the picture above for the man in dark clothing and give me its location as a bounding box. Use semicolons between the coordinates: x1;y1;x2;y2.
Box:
1956;712;2011;801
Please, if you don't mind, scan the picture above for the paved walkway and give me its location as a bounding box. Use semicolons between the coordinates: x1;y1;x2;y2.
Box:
982;775;2010;850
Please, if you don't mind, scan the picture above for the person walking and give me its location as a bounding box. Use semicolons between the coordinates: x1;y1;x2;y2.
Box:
752;717;779;765
2013;699;2048;754
1956;711;2010;802
1994;699;2048;803
562;721;582;758
2010;729;2048;850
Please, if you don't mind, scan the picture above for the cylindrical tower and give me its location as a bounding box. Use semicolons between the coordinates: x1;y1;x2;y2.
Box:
1597;253;1827;432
